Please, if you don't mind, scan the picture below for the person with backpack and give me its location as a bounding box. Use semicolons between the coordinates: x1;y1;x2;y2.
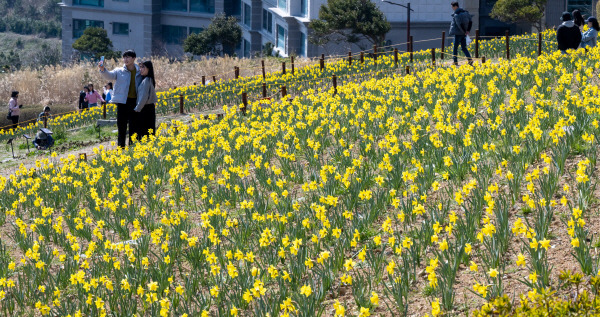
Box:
557;12;582;53
449;1;473;66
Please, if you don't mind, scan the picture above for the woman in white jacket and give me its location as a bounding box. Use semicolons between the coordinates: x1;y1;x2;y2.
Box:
134;60;157;140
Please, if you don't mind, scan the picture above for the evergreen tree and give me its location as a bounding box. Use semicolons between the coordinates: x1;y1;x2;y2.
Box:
183;14;242;57
72;27;120;60
490;0;547;32
309;0;391;50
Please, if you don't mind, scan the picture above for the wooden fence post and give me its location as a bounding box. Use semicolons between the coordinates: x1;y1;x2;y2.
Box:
373;45;378;63
410;36;414;63
261;60;266;79
102;103;106;119
320;55;324;71
505;30;510;60
348;51;352;65
394;48;398;67
241;92;248;116
281;86;287;98
179;95;184;114
262;83;267;98
431;48;436;65
202;75;206;85
282;62;286;75
44;115;47;128
212;75;216;83
441;31;446;60
235;66;239;79
538;32;542;57
475;29;480;58
482;56;486;64
332;75;337;95
360;52;365;64
405;65;410;75
291;56;295;74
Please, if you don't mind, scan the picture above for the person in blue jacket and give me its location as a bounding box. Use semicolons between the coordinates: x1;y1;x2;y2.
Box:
98;50;142;148
581;16;600;49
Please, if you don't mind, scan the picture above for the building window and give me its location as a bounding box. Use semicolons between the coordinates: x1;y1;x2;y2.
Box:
276;24;286;51
162;0;186;11
263;9;272;33
224;0;241;15
191;0;215;13
567;0;593;16
73;0;104;6
162;25;187;44
278;0;286;11
189;27;204;34
73;19;104;39
300;32;306;56
243;3;251;26
113;22;129;35
301;0;307;17
243;39;250;57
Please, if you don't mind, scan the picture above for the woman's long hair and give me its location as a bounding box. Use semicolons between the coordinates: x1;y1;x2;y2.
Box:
573;10;585;26
591;19;600;31
141;61;156;87
11;91;18;98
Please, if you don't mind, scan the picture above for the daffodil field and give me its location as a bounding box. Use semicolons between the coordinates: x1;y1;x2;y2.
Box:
0;31;556;144
2;29;600;316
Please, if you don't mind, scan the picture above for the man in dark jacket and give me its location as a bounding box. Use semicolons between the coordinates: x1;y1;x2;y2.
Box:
449;1;473;66
557;12;582;53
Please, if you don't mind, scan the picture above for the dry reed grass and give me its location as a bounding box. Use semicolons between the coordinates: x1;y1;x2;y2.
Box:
0;55;316;110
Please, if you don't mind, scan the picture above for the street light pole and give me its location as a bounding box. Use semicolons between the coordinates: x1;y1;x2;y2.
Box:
381;1;414;52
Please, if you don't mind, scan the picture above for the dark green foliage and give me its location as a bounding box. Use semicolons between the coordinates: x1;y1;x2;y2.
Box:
183;13;242;57
0;0;62;38
308;0;391;50
490;0;547;32
72;27;121;60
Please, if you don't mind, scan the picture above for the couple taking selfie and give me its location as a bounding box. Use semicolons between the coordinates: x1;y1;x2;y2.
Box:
98;50;157;148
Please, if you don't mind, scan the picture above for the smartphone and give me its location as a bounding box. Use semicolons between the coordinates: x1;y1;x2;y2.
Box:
100;56;105;66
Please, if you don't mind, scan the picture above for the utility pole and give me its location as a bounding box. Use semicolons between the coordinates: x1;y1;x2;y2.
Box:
381;1;414;52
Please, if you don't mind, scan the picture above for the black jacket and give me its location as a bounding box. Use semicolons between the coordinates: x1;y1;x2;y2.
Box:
557;21;582;51
79;91;88;109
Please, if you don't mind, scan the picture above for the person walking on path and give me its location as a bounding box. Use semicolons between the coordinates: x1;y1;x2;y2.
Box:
79;86;89;111
7;91;21;130
134;60;157;140
449;2;473;66
85;83;104;108
557;12;582;53
581;16;599;49
98;50;141;148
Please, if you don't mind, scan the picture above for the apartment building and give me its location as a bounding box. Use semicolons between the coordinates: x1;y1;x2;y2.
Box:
61;0;598;61
60;0;239;61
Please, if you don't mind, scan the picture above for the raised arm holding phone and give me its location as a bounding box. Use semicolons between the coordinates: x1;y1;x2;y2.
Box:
98;50;141;148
